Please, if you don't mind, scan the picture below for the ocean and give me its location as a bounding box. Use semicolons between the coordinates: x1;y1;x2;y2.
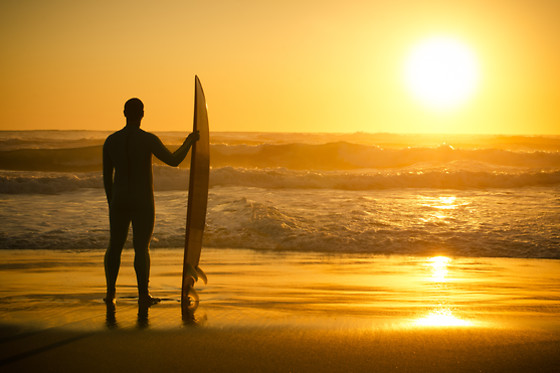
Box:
0;130;559;258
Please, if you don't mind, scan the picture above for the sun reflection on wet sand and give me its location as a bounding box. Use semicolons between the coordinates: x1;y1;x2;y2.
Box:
412;255;477;328
428;256;451;283
414;308;473;327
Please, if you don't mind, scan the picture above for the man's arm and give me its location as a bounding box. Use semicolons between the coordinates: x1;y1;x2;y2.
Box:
150;131;199;167
102;141;114;204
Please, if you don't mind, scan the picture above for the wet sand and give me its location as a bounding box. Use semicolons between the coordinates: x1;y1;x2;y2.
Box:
1;249;559;372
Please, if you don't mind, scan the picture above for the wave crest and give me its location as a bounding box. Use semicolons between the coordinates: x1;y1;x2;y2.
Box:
1;142;559;172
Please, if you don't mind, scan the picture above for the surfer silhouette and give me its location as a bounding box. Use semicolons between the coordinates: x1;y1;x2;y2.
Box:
103;98;199;306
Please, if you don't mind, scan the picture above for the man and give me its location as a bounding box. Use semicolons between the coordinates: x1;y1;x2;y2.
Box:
103;98;199;306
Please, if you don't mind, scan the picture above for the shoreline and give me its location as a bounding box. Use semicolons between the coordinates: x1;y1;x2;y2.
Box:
1;248;560;330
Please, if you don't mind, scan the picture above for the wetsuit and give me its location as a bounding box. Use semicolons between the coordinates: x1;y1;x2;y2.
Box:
103;125;196;301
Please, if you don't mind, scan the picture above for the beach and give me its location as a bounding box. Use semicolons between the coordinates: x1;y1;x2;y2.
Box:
1;131;559;371
1;248;559;372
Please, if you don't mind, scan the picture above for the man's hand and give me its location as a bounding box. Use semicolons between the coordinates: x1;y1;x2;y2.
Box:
187;130;200;143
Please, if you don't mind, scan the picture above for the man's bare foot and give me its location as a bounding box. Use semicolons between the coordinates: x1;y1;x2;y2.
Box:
138;294;161;306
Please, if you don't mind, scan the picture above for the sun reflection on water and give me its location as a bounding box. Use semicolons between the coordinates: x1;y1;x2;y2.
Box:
421;195;460;210
419;195;465;222
434;196;457;209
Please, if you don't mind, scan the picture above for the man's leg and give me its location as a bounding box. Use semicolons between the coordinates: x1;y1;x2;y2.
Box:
104;205;131;303
132;205;159;305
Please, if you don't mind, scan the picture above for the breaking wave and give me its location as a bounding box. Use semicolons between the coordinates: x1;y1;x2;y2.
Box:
1;165;559;194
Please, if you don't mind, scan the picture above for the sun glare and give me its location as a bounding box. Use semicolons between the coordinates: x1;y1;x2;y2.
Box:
404;36;480;111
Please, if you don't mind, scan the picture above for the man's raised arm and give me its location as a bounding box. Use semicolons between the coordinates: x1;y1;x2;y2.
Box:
150;131;199;167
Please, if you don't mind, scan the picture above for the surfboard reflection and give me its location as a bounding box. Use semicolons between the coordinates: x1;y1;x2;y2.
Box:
182;309;198;326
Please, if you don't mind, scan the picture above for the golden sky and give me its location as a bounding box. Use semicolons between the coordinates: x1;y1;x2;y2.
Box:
1;0;559;134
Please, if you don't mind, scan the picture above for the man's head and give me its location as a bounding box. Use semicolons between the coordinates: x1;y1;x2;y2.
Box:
124;98;144;123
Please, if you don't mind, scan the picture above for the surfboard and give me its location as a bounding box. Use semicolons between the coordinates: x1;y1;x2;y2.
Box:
181;76;210;315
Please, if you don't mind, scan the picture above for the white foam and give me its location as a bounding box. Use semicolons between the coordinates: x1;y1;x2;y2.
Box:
1;187;558;259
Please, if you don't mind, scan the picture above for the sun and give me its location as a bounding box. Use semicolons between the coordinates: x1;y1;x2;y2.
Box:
404;36;480;111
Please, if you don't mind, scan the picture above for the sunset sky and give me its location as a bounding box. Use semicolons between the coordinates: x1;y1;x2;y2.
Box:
1;0;559;134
